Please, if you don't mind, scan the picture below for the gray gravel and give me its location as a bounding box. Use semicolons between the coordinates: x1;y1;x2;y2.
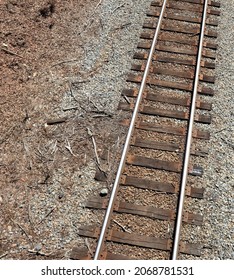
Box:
180;0;233;260
63;0;151;114
69;0;233;259
196;0;234;259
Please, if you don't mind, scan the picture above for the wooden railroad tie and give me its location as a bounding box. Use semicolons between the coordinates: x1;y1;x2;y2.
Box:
85;197;203;226
127;73;214;96
122;88;212;110
133;52;216;69
118;102;212;124
151;1;220;15
120;119;210;140
77;225;202;257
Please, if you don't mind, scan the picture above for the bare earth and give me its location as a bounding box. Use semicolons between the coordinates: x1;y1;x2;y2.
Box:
0;0;129;259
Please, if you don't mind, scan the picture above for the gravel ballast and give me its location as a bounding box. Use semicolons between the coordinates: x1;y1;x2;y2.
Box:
194;0;233;259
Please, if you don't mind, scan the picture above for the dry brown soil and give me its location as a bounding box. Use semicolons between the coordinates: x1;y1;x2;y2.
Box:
0;0;126;259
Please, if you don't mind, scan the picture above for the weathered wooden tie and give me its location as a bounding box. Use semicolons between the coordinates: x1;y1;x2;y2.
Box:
121;119;210;140
140;32;218;50
119;102;211;124
151;1;220;15
127;73;214;95
120;175;204;198
133;52;216;69
85;197;203;225
146;9;218;26
122;88;212;110
78;225;201;256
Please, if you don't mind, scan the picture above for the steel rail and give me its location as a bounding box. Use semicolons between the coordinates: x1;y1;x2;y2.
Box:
93;0;168;260
171;0;209;260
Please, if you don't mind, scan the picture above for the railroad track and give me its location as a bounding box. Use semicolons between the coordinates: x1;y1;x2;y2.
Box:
71;0;220;260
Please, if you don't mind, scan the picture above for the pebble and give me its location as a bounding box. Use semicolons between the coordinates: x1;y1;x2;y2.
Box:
58;192;64;199
34;244;42;252
100;188;108;197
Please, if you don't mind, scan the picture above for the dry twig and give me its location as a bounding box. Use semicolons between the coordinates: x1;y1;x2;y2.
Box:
113;219;131;233
0;252;8;259
89;98;102;111
28;249;53;256
113;22;131;31
82;0;103;32
28;203;35;229
87;128;100;165
112;3;125;14
1;47;24;58
46;117;68;125
85;238;92;255
37;206;57;225
65;138;76;156
122;94;130;104
62;106;79;111
94;0;103;12
22;139;33;170
221;138;234;149
50;140;58;155
51;59;80;68
215;127;228;134
10;219;33;244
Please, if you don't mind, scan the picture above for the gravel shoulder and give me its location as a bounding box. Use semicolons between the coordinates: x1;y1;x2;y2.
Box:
196;0;233;259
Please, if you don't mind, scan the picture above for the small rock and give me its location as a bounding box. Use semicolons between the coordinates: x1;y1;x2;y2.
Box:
94;168;107;182
58;193;64;199
34;244;42;252
100;188;108;197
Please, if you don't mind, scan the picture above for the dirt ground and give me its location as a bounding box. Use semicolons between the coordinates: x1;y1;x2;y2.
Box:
0;0;128;259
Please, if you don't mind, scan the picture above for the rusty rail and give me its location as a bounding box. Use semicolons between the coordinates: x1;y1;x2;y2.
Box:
172;0;209;260
94;0;169;260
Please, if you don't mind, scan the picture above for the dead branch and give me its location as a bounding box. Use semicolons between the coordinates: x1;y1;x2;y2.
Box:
91;110;113;117
87;128;100;166
92;114;111;118
68;82;78;102
28;249;53;256
89;98;102;111
113;22;131;31
85;238;92;255
50;140;58;155
122;94;130;104
221;138;234;149
22;139;33;170
10;218;33;243
113;219;131;233
1;47;24;58
215;127;228;134
65;138;76;156
189;32;199;37
95;0;103;10
46;117;68;125
51;59;80;68
62;106;79;111
0;252;8;259
112;3;125;14
37;206;57;225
